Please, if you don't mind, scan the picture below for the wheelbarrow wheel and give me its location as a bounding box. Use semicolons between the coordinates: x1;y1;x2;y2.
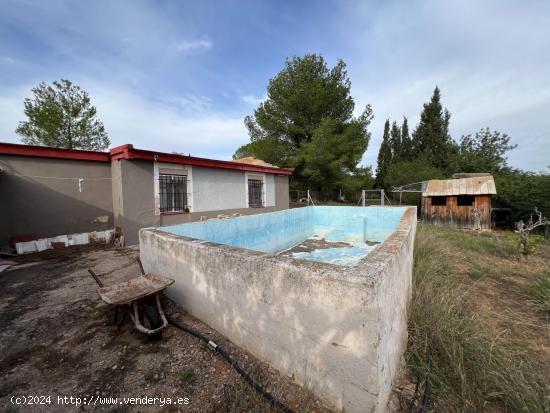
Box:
143;305;162;339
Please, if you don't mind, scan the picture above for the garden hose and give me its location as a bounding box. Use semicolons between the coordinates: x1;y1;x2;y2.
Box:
167;316;295;413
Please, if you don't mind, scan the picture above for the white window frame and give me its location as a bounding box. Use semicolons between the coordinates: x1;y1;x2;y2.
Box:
245;172;266;208
154;162;193;215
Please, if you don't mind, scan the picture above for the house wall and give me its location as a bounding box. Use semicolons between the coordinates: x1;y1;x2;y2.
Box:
112;159;160;245
0;154;113;246
422;194;492;229
117;160;290;245
192;166;248;211
0;153;290;248
159;171;289;231
275;175;289;209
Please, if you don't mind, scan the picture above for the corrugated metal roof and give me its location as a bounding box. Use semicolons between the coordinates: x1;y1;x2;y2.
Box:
423;175;496;196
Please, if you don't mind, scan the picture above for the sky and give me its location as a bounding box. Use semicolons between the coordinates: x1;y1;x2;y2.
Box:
1;0;549;172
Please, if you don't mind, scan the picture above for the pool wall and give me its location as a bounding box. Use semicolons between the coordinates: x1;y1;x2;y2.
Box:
139;206;416;413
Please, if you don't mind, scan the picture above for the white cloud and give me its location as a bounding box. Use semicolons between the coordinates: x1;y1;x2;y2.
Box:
346;1;550;173
1;56;16;64
241;94;266;106
84;85;246;159
0;84;248;160
176;38;213;53
155;94;213;113
0;87;27;140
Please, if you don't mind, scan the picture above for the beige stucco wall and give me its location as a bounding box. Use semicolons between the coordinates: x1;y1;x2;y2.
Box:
139;206;416;412
0;154;113;245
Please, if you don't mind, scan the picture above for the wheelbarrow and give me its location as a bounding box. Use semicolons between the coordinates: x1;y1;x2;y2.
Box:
88;258;174;337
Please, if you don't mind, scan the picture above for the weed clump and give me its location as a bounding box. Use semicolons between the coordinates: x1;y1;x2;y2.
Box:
524;272;550;313
179;369;194;384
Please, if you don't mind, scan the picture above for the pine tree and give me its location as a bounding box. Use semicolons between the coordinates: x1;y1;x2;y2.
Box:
374;119;392;188
412;87;453;169
16;79;110;150
234;54;373;190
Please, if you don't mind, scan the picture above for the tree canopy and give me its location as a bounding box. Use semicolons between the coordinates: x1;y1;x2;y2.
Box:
16;79;110;151
234;54;373;192
373;86;549;219
412;87;454;169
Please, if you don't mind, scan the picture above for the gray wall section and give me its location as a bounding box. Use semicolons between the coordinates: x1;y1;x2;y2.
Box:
265;174;275;206
0;154;290;247
191;166;247;212
275;175;289;209
112;159;159;245
0;155;113;246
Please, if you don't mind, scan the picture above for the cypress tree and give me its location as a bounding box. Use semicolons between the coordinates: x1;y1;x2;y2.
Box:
400;117;412;161
374;119;392;188
390;121;402;161
412;87;453;168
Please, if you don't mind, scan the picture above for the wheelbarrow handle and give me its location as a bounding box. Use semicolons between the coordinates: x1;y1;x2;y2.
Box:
136;257;145;275
88;269;104;288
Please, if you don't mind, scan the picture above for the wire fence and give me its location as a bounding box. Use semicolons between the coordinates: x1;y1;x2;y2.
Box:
289;189;406;208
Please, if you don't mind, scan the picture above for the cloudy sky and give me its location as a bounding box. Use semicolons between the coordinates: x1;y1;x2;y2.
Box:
1;0;549;171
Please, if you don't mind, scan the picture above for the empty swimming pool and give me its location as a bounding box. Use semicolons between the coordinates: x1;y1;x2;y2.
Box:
139;205;417;413
161;206;408;266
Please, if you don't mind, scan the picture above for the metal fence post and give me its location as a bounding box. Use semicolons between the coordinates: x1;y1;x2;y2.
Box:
381;189;385;206
362;189;366;207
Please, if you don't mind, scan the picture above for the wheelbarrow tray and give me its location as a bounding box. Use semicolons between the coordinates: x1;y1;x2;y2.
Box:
97;274;174;305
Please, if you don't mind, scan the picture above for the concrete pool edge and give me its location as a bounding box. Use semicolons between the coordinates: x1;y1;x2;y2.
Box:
139;206;417;413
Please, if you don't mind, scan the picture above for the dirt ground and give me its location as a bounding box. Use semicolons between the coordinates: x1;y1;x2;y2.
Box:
0;246;333;413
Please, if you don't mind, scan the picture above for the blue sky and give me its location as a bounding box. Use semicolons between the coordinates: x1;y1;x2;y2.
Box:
1;0;549;171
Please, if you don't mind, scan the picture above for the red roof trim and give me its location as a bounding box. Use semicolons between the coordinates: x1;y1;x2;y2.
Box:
110;144;294;175
0;142;294;175
0;142;110;162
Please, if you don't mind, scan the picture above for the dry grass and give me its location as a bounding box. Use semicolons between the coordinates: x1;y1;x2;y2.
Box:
405;224;550;412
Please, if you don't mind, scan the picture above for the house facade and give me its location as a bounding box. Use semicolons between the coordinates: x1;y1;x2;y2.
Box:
0;143;293;246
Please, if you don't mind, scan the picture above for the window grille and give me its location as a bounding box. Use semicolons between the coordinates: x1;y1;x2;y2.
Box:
159;174;188;212
248;179;264;208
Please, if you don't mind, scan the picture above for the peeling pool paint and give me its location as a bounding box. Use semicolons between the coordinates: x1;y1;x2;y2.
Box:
162;206;407;266
289;242;377;266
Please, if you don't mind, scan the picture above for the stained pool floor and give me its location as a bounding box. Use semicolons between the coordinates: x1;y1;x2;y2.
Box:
278;235;379;266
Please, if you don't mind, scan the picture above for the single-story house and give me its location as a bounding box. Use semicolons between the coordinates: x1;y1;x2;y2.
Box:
421;173;496;230
0;142;293;246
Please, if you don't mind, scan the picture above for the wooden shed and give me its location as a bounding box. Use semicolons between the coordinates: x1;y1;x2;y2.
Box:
421;174;496;230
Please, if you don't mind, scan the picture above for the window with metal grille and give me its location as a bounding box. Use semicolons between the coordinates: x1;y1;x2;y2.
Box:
159;174;188;213
248;179;264;208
